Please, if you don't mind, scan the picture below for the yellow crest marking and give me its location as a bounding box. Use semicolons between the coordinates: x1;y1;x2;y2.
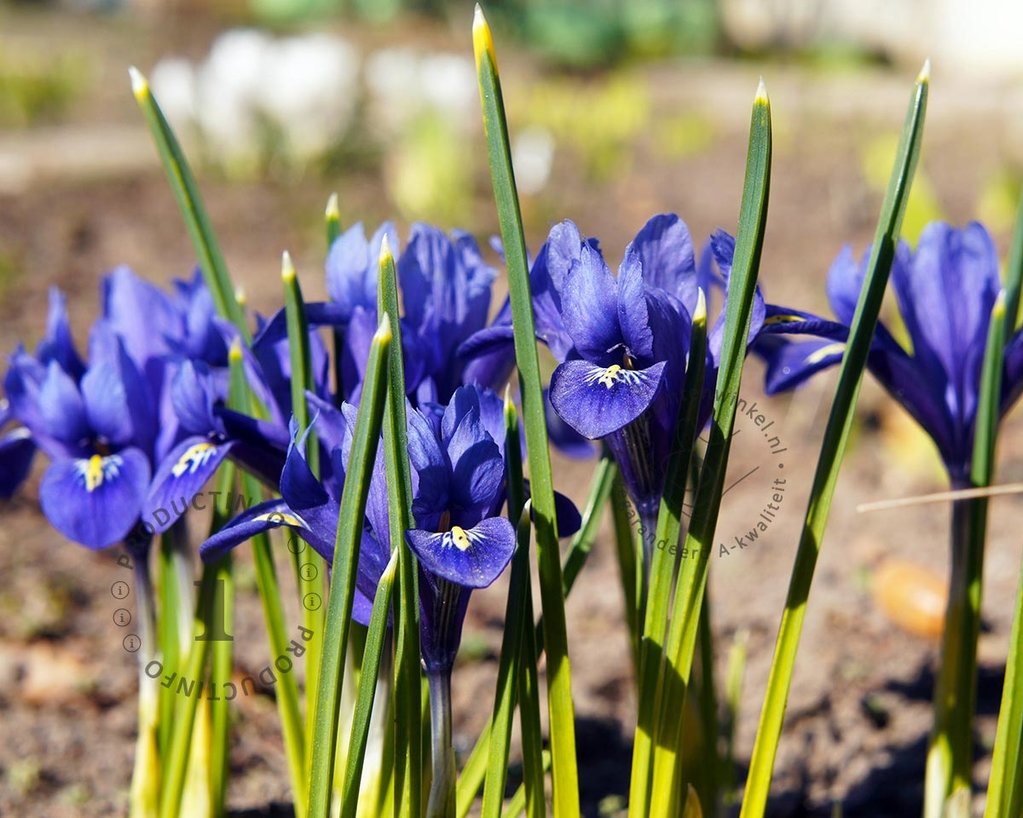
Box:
171;442;217;478
598;365;622;389
764;314;806;326
84;455;105;492
806;342;846;365
255;511;304;527
450;526;472;551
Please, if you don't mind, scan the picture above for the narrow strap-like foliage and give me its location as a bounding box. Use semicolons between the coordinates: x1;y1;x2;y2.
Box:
647;82;772;818
481;396;533;817
377;239;423;818
308;318;392;818
339;550;400;818
130;67;246;335
629;291;707;814
741;64;929;818
473;7;578;814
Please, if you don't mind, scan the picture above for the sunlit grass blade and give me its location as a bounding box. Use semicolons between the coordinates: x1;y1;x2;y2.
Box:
481;395;533;818
157;532;183;758
455;458;616;817
502;751;552;818
282;252;328;768
984;546;1023;818
741;63;929;818
129;67;245;335
610;477;641;673
308;317;392;818
647;82;771;818
517;573;547;818
339;550;400;818
721;629;748;805
694;595;720;815
229;340;307;816
983;194;1023;818
629;291;707;815
209;557;233;817
473;7;578;814
376;239;423;818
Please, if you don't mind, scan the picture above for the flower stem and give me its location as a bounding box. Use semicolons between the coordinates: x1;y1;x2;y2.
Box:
427;671;456;818
924;492;983;817
130;546;160;818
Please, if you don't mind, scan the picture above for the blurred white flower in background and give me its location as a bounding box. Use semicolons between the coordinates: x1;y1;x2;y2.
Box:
151;28;359;171
512;126;555;195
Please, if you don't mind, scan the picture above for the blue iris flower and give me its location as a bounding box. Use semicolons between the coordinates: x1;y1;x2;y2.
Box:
254;221;505;406
462;215;762;550
199;384;517;672
756;221;1018;486
0;268;294;550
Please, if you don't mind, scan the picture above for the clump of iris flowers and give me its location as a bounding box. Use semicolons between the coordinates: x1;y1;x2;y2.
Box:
200;384;519;815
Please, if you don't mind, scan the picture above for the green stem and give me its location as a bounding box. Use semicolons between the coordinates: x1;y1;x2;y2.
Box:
427;671;457;818
130;548;160;818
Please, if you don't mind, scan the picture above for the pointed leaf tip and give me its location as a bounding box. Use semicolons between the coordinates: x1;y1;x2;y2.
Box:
755;77;769;105
994;288;1007;316
694;287;707;325
234;286;247;307
325;192;339;219
918;58;931;84
281;250;296;282
472;4;496;67
379;234;393;265
228;336;243;362
128;66;148;99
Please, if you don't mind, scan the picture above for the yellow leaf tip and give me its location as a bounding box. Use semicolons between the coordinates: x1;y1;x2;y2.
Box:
234;286;247;307
325;192;339;219
228;337;244;362
128;66;149;99
472;4;496;65
918;58;931;84
994;289;1007;315
379;234;394;265
694;287;708;325
755;76;769;105
281;250;296;282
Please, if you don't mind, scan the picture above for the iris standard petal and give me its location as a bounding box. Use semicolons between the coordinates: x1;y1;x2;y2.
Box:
406;516;516;589
630;213;696;307
101;265;179;369
616;246;653;359
825;245;865;325
40;448;151;549
38;361;89;448
561;243;621;362
37;288;85;379
549;359;666;439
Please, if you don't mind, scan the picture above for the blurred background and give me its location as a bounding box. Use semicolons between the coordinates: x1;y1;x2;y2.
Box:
4;1;1023;816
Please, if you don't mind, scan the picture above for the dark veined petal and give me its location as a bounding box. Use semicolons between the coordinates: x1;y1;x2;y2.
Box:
759;336;847;394
549;359;666;439
280;419;341;541
145;437;233;533
406;516;516;589
199;498;328;563
552;489;582;537
171;359;223;436
0;426;35;498
616;246;653;359
561;243;621;363
40;449;151;549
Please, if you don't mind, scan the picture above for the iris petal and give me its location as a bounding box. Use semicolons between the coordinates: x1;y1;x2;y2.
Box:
561;244;621;362
616;247;653;359
406;516;516;589
0;427;35;498
630;213;697;309
146;437;232;533
549;359;666;439
40;448;150;549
